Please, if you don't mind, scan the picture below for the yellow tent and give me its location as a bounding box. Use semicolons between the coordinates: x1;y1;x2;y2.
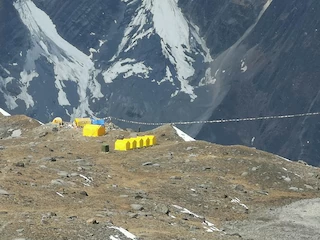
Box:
115;139;130;151
135;137;144;148
74;118;91;127
52;117;63;125
145;135;156;146
141;136;151;147
128;138;137;150
83;124;105;137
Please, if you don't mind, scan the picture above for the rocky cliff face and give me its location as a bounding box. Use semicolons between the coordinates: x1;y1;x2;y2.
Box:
184;0;320;166
1;0;320;165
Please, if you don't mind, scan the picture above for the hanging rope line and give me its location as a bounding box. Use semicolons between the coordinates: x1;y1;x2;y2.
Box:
106;111;320;126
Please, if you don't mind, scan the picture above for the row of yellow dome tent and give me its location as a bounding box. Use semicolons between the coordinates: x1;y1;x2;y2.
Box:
115;135;156;151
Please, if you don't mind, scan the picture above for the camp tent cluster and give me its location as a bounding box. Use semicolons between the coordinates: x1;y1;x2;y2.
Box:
52;117;107;137
81;118;106;137
115;136;156;151
73;118;105;128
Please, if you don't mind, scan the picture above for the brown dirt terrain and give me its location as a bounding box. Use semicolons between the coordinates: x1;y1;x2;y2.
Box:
0;114;320;240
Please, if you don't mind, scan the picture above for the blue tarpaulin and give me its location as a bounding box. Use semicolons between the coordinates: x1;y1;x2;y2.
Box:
91;119;105;126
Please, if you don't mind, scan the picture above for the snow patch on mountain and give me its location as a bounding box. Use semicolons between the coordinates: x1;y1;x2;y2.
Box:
241;60;248;72
150;0;197;100
14;0;103;116
0;65;11;75
0;76;17;110
111;0;154;61
0;108;11;116
199;68;216;86
17;70;39;108
102;59;152;83
157;66;174;86
173;126;196;142
112;0;213;101
121;0;138;5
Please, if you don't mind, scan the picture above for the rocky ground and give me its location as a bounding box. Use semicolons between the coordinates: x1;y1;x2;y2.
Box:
0;114;320;240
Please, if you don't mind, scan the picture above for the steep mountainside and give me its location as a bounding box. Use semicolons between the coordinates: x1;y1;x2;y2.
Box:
1;0;320;165
183;0;320;166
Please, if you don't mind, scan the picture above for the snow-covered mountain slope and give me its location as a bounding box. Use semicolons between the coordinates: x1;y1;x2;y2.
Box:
2;0;215;124
1;0;222;136
13;0;101;117
2;0;320;165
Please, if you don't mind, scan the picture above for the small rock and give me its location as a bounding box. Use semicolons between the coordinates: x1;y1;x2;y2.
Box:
227;233;242;238
42;157;56;162
298;160;308;165
74;159;92;166
138;211;153;217
0;146;5;150
129;133;138;138
41;218;49;224
39;131;48;137
46;212;57;218
142;162;153;166
289;187;299;191
12;129;22;138
80;191;88;196
283;177;291;182
128;213;139;218
198;184;209;189
51;179;65;185
256;190;269;195
116;135;124;140
170;176;182;180
70;173;79;177
251;167;258;171
57;171;69;177
186;147;193;151
304;184;314;190
155;204;169;214
120;195;129;198
241;172;248;177
15;162;25;167
52;127;59;132
189;153;198;157
130;204;143;211
202;167;211;171
135;191;147;199
86;218;99;224
16;228;24;233
0;189;9;195
234;185;245;192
